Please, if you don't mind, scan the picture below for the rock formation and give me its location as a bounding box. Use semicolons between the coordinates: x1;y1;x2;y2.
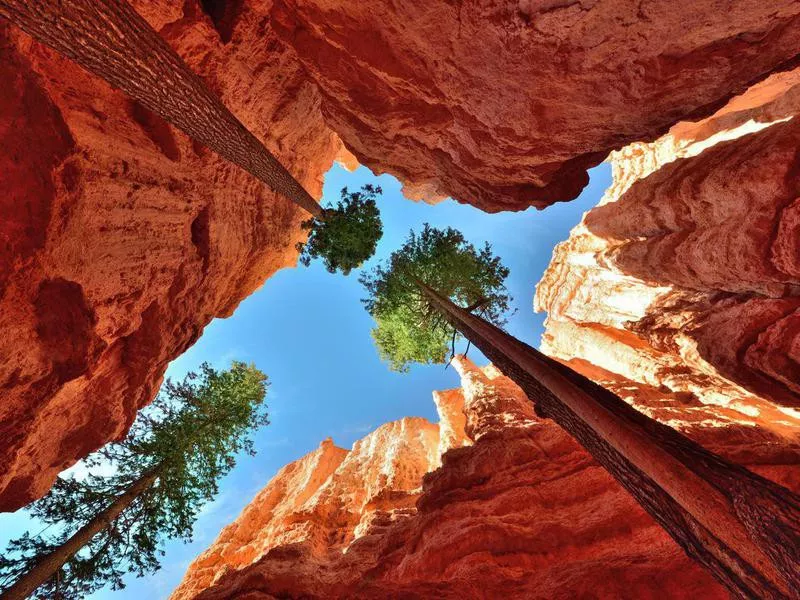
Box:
536;67;800;432
5;0;800;512
272;0;800;210
171;356;799;599
0;0;342;511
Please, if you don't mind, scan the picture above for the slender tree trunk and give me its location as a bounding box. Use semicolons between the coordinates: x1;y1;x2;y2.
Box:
0;0;323;218
414;279;800;600
0;468;160;600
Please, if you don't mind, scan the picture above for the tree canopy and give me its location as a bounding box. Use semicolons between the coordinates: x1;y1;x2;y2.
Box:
360;224;511;371
0;362;268;599
297;184;383;276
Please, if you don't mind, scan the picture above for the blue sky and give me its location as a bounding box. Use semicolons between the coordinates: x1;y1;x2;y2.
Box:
0;162;611;598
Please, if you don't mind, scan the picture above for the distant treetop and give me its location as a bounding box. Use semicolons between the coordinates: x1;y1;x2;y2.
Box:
0;362;268;600
360;224;511;371
297;184;383;276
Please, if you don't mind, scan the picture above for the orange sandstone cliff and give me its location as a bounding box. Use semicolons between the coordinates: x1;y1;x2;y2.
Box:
170;356;799;600
535;67;800;429
271;0;800;210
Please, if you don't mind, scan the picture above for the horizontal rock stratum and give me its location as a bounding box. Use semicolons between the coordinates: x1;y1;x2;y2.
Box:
171;357;799;599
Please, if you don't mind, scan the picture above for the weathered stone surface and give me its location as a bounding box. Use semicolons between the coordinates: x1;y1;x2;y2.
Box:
6;0;800;514
272;0;800;210
0;1;343;511
535;67;800;430
171;412;454;600
172;357;799;599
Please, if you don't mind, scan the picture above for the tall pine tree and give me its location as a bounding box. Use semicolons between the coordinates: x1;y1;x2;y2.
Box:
0;362;268;600
297;185;384;276
0;1;385;275
359;226;800;599
359;223;511;370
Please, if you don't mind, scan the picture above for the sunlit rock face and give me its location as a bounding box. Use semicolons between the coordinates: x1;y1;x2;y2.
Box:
0;1;344;511
170;412;456;600
271;0;800;211
172;356;800;600
536;68;800;434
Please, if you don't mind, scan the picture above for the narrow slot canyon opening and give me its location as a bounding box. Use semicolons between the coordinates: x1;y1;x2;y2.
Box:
0;161;606;597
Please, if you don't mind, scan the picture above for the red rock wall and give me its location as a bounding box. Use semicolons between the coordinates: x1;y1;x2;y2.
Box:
271;0;800;211
0;1;343;511
535;68;800;434
172;356;799;599
5;0;800;517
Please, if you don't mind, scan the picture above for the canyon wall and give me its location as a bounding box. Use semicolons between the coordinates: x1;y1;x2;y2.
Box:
271;0;800;210
4;0;800;513
0;0;342;511
535;67;800;434
172;356;799;599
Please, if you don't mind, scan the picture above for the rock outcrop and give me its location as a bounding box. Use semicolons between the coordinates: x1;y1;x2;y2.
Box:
6;0;800;512
536;67;800;429
172;357;799;599
272;0;800;210
0;1;343;511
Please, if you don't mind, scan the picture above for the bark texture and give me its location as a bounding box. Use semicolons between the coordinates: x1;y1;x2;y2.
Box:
170;357;799;599
417;282;800;599
0;0;321;216
536;70;800;416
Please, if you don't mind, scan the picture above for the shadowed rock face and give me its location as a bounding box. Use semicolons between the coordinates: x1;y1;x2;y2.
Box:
271;0;800;211
0;0;344;511
171;357;799;600
536;67;800;427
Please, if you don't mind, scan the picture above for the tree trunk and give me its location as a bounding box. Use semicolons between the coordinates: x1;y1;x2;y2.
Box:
0;0;323;218
0;468;160;600
415;279;800;600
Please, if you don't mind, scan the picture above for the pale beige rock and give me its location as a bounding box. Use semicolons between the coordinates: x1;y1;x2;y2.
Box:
536;67;800;430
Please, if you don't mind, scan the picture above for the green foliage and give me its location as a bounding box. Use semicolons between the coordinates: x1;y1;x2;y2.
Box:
360;224;511;371
297;184;383;275
0;362;268;599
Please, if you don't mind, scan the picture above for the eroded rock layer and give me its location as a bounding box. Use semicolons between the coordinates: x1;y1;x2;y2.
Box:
172;357;799;599
0;0;342;511
272;0;800;210
536;67;800;433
